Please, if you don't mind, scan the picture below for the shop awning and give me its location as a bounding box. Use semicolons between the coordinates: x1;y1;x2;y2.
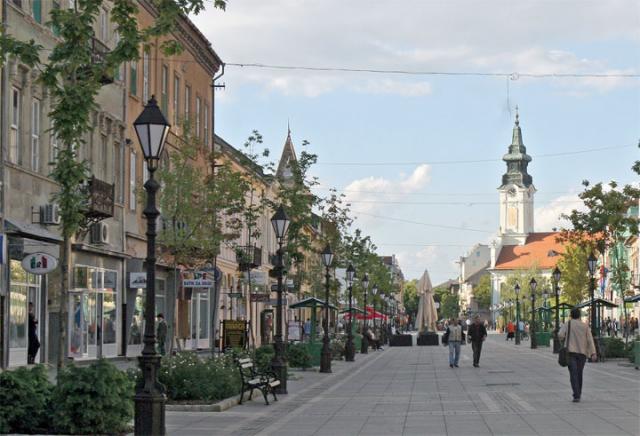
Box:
289;297;338;310
5;218;63;244
575;298;618;309
549;302;573;310
624;294;640;303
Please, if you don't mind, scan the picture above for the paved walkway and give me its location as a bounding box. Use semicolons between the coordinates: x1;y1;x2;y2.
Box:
166;334;640;436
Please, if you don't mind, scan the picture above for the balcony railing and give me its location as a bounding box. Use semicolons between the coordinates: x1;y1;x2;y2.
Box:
85;176;114;220
236;245;262;271
90;37;113;85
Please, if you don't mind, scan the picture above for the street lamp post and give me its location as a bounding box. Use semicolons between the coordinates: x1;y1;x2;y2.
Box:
320;244;334;373
133;96;171;436
515;283;521;345
372;284;378;332
345;264;356;362
271;205;290;394
542;291;549;331
530;278;537;349
360;273;370;354
587;253;598;338
552;267;561;353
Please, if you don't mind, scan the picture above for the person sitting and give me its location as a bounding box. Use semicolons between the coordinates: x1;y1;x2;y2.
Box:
365;328;383;350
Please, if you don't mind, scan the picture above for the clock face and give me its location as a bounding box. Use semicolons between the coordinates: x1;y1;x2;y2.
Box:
508;188;516;197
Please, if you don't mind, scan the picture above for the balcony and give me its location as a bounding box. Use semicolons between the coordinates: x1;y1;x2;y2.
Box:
236;245;262;271
84;176;114;220
74;37;113;85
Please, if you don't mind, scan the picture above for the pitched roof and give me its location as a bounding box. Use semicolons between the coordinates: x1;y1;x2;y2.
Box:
276;128;297;180
494;232;564;270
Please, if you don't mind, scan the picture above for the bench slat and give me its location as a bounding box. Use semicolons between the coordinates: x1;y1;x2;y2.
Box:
241;362;254;369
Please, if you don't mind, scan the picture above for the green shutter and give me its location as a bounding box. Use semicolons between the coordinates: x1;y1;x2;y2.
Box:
32;0;42;23
130;63;138;96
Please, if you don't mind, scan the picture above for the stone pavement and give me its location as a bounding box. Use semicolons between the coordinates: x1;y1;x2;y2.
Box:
166;334;640;436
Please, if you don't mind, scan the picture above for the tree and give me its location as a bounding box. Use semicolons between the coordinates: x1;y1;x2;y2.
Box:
556;243;593;305
440;292;460;320
0;0;227;370
473;274;492;309
402;280;419;319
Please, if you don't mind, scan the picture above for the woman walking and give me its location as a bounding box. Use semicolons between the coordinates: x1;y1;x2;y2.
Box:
443;318;463;368
558;308;597;403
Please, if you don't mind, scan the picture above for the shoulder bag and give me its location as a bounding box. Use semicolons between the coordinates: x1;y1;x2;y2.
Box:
558;320;571;367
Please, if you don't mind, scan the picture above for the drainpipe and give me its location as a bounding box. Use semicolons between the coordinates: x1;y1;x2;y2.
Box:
210;63;224;354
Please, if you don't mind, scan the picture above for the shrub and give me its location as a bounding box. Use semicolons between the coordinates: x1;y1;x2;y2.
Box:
330;339;345;360
254;345;275;373
52;359;134;435
601;337;630;358
286;343;312;369
159;352;241;402
0;365;53;434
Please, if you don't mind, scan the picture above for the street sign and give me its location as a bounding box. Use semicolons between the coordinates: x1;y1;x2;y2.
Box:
21;252;58;275
250;293;271;302
227;292;243;298
183;278;214;288
129;272;147;288
269;299;288;306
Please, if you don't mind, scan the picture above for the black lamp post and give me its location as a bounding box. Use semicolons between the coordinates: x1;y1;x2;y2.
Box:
320;244;333;373
530;278;537;349
372;284;378;332
542;291;549;331
271;205;290;394
515;283;521;345
360;273;370;354
345;264;356;362
552;267;561;353
587;253;598;338
133;96;171;436
380;292;387;344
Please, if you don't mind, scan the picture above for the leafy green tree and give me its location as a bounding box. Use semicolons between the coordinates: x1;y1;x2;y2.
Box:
0;0;227;370
403;280;419;319
556;243;593;305
440;292;460;320
473;274;492;309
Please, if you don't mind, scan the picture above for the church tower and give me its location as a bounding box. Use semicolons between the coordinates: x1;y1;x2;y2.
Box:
276;124;297;185
498;108;536;246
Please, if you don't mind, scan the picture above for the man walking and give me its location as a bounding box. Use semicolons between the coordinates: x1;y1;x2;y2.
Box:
468;315;487;367
156;313;168;356
558;308;597;402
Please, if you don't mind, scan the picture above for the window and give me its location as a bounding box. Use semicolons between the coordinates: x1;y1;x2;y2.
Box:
31;99;41;172
173;75;180;125
142;51;150;102
114;142;123;203
99;8;108;42
129;151;136;211
130;61;138;96
195;96;201;138
9;87;21;165
32;0;42;23
203;103;209;146
161;65;168;114
12;1;23;9
114;31;123;81
51;121;59;162
101;135;108;179
184;85;191;123
51;1;61;35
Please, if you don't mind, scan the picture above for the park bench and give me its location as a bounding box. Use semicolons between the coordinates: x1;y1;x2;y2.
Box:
235;357;280;405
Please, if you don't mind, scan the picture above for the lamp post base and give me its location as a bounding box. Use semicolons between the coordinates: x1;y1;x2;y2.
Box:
320;337;332;373
361;334;369;354
552;329;560;354
345;339;355;362
271;354;288;395
134;354;166;436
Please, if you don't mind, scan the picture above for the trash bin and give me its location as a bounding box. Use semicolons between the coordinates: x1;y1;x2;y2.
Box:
634;340;640;370
535;331;551;346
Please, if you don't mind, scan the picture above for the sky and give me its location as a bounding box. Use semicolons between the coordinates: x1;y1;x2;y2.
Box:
191;0;640;285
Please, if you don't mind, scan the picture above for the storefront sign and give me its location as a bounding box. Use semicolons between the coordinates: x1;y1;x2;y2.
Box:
129;272;147;288
228;292;243;299
182;278;214;288
250;293;271;303
269;299;288;307
222;320;247;350
21;252;58;274
243;270;268;285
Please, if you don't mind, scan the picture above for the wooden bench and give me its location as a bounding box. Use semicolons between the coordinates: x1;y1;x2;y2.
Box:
236;357;280;405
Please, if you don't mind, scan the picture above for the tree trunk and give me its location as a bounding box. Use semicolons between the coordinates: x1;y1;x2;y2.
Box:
56;236;70;372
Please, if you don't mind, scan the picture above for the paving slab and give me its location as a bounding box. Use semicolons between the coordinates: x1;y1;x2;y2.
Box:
165;333;640;436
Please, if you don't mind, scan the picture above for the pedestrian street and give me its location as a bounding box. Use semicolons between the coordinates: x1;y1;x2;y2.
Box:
164;333;640;436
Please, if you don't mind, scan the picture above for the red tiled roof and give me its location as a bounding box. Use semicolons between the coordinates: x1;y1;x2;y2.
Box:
495;232;565;270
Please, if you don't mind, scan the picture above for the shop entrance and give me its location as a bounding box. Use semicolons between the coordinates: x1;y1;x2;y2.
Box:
190;291;209;349
8;260;42;366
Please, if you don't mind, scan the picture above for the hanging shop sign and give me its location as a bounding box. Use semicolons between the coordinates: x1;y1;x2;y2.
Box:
129;272;147;289
222;320;247;350
21;252;58;274
182;278;214;288
250;293;271;303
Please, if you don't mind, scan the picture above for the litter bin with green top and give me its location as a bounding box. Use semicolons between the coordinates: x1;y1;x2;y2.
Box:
634;340;640;370
534;331;551;347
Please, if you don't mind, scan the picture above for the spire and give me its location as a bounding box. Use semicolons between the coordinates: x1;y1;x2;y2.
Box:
500;108;532;188
276;123;297;181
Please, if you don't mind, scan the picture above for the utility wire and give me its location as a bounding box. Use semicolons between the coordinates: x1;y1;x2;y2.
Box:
316;144;635;166
227;63;640;79
350;210;494;233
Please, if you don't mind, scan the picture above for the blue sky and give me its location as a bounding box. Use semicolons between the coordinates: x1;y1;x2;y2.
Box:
192;0;640;284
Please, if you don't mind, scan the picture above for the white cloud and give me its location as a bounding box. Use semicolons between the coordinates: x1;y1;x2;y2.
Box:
191;0;639;97
343;164;431;213
535;193;584;232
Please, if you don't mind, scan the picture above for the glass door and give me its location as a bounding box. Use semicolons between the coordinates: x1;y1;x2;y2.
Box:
69;293;87;358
